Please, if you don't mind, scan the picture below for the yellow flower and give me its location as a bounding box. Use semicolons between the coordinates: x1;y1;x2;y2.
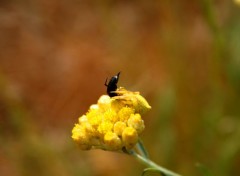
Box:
71;87;151;151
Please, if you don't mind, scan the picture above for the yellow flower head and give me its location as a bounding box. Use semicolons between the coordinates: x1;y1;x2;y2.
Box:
71;87;151;151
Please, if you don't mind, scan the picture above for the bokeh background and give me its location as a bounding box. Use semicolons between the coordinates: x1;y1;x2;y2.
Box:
1;0;240;176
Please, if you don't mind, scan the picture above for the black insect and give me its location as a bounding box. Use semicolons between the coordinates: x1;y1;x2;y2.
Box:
104;72;120;97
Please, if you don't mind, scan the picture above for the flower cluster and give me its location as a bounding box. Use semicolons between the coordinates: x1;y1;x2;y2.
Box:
72;87;151;151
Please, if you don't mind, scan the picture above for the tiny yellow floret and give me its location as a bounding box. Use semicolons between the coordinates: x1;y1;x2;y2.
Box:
97;121;113;136
78;115;88;124
118;107;135;122
104;132;122;150
114;121;127;136
127;113;145;134
87;110;102;127
72;124;89;144
98;95;112;110
122;127;138;150
90;104;99;110
103;109;118;122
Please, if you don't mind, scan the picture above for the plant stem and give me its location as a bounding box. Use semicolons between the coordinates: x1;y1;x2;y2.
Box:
130;150;182;176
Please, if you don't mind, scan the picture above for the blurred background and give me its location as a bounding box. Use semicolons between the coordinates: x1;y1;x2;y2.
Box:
0;0;240;176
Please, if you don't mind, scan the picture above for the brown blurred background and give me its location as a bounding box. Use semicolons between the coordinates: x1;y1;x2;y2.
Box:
1;0;240;176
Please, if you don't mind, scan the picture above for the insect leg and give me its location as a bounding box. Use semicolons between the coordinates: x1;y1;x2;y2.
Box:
104;77;108;86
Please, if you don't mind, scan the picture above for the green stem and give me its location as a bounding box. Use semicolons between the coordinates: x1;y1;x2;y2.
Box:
130;150;182;176
136;139;149;159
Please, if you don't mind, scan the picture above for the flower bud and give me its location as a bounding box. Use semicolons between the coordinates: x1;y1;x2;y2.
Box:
127;114;145;134
104;132;122;150
114;121;126;136
122;127;138;150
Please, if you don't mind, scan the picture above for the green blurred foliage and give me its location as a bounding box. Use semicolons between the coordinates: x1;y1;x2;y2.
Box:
0;0;240;176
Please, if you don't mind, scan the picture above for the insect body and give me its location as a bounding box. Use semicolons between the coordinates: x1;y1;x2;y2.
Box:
104;72;120;97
